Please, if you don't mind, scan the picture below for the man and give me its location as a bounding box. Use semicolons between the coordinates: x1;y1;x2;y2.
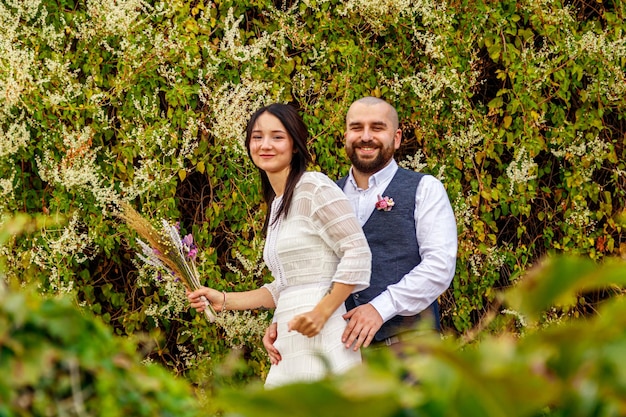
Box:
263;97;457;362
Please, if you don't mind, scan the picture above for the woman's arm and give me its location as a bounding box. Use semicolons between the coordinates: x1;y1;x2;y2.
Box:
288;282;355;337
286;176;370;337
188;286;275;313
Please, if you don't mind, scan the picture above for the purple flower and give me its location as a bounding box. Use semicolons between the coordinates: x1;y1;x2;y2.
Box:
182;233;194;248
187;248;198;261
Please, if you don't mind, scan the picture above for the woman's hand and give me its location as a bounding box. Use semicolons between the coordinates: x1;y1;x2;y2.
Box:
288;283;355;338
288;310;328;337
187;287;224;312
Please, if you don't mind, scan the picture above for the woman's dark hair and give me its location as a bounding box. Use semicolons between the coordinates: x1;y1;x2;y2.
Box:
245;103;312;232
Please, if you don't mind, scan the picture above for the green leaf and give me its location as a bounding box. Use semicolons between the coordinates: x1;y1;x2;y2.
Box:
502;256;626;321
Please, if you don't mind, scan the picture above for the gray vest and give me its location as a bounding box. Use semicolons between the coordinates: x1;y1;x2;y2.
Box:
338;168;440;341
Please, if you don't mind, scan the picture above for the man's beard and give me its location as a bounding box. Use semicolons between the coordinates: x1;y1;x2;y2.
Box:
346;141;395;174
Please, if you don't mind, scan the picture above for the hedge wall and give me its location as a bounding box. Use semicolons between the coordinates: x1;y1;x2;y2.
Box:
1;0;625;386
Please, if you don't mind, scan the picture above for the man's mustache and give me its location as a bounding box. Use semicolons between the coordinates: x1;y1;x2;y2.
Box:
353;141;380;149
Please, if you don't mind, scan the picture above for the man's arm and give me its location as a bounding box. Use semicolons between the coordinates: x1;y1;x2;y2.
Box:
263;322;281;365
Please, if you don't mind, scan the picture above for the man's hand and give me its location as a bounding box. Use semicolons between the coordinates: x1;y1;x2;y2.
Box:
342;304;383;351
263;322;281;365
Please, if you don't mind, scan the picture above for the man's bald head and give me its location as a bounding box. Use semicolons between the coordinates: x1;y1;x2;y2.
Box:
347;97;399;131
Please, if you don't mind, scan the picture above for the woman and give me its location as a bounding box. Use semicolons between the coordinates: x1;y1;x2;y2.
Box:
188;103;371;388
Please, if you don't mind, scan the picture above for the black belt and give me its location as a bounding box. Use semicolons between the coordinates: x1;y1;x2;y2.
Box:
371;335;402;347
373;329;433;347
382;335;401;346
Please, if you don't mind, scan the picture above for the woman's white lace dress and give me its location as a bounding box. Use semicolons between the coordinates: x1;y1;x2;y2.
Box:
262;172;371;388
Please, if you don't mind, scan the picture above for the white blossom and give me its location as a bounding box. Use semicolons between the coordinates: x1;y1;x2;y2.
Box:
506;147;538;196
200;75;282;150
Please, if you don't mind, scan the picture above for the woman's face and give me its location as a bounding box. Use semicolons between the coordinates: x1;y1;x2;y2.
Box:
249;112;294;176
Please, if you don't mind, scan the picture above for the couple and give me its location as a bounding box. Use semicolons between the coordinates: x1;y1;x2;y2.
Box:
188;97;458;388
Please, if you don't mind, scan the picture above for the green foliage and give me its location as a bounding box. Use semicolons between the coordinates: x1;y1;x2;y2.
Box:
216;255;626;417
0;287;202;417
1;0;625;391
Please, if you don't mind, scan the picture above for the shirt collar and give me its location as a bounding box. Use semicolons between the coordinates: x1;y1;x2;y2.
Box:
347;159;398;190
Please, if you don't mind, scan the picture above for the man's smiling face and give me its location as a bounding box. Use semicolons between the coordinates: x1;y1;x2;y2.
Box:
344;101;401;175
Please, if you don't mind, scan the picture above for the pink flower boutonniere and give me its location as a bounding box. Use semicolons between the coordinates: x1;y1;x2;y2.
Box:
375;195;395;211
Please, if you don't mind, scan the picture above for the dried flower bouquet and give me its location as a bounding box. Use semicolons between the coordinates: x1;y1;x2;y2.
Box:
118;202;216;322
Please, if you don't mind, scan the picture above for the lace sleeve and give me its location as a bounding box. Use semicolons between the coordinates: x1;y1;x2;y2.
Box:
310;176;371;292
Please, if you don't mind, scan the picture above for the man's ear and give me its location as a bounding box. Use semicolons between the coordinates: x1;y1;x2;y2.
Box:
394;129;402;150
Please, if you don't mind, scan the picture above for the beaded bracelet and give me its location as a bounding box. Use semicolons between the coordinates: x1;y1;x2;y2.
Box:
222;291;227;311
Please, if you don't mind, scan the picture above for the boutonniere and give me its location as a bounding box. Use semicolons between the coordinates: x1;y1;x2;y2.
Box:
375;195;395;211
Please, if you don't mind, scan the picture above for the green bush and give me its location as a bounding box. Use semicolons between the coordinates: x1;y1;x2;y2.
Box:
215;256;626;417
0;287;202;417
1;0;625;389
3;216;626;416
